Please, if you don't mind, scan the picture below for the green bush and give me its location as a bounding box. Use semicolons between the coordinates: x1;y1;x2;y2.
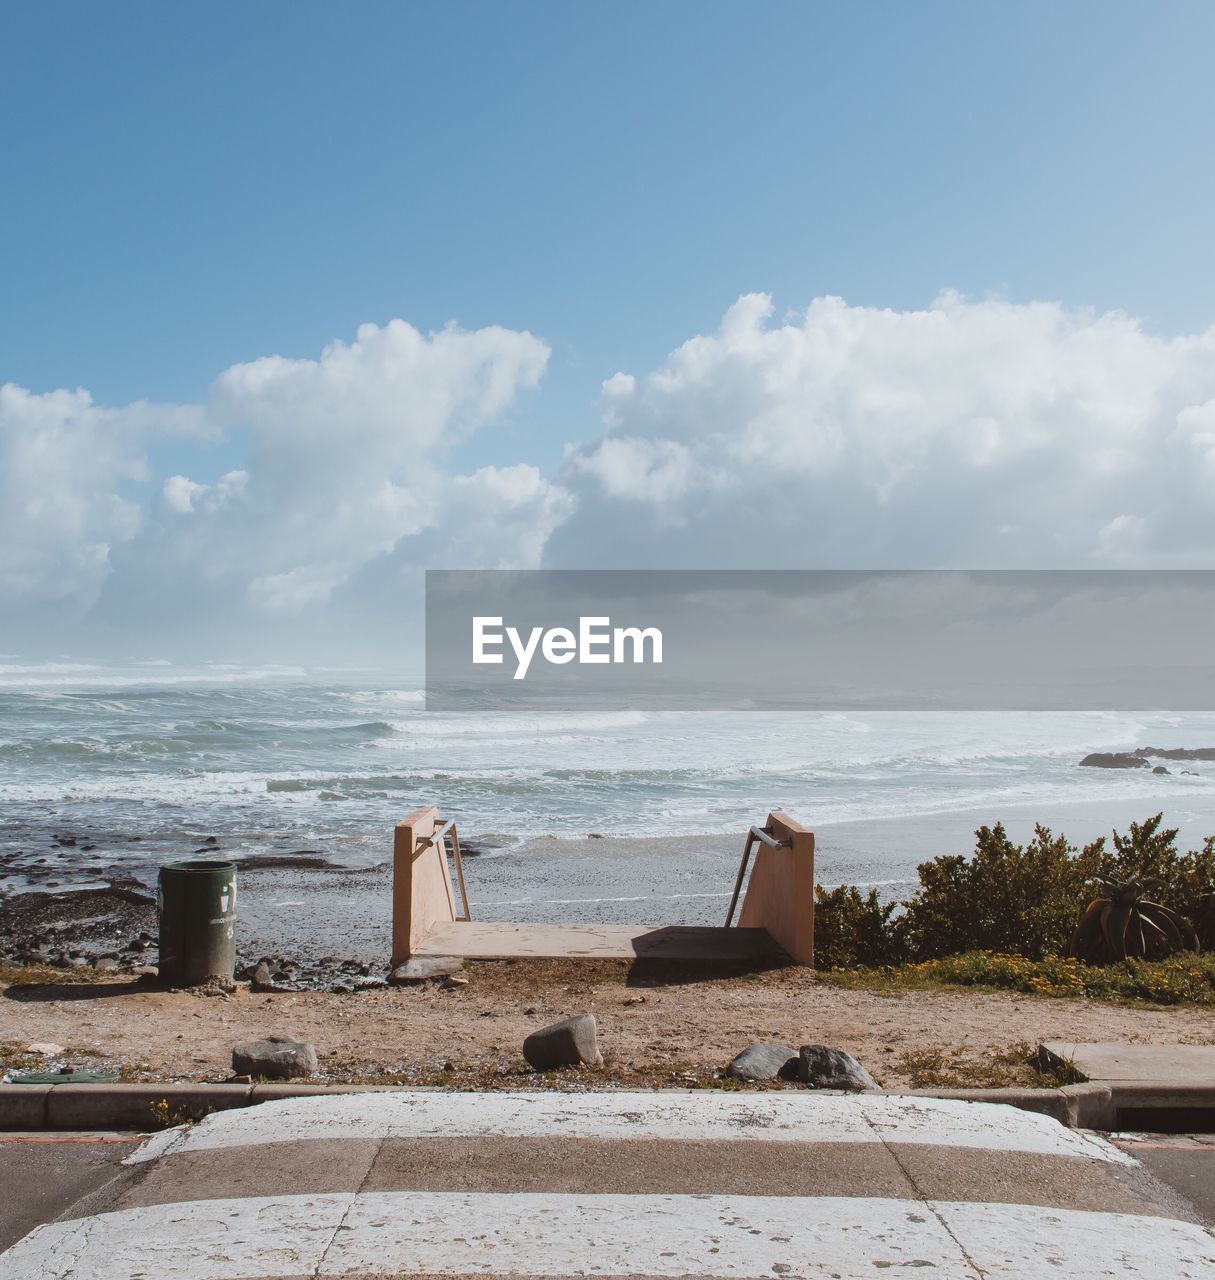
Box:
812;813;1214;970
1096;814;1215;948
813;884;905;969
898;823;1103;961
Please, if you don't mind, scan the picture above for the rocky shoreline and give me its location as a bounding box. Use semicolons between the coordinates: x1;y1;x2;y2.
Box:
1078;746;1215;774
5;778;1215;991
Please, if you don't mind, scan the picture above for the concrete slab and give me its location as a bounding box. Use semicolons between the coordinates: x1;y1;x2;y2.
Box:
413;920;786;961
1043;1042;1215;1085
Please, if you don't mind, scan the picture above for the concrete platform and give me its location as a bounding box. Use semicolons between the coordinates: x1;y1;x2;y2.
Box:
412;920;787;961
1043;1043;1215;1086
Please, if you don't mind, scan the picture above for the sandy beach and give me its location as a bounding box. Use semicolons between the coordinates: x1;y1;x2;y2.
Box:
5;793;1215;973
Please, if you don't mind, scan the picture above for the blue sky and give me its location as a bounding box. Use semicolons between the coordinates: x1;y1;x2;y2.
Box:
3;2;1215;661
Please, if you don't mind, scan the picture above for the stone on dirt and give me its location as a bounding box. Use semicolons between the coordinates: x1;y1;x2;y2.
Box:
522;1008;601;1070
231;1035;319;1080
523;1012;603;1070
389;956;465;984
726;1042;799;1081
798;1044;879;1091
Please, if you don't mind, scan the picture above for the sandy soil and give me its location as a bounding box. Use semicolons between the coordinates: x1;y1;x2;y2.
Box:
3;958;1213;1090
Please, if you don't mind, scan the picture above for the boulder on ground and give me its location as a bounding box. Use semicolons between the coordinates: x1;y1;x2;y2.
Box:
726;1042;799;1082
523;1012;603;1070
798;1044;879;1091
389;955;464;985
231;1035;318;1080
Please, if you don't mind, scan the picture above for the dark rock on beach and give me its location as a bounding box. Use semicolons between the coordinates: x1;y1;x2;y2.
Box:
1136;746;1215;761
1080;746;1215;770
1079;752;1149;770
0;886;158;968
233;853;335;871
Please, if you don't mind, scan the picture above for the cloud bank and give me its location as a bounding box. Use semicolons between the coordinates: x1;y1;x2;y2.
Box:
3;293;1214;659
554;293;1215;568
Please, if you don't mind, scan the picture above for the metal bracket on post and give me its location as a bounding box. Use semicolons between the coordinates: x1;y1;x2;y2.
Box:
725;824;792;927
418;818;472;923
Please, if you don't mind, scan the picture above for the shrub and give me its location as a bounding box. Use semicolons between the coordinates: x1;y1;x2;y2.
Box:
1095;814;1215;945
811;812;1214;969
897;823;1103;961
813;884;905;969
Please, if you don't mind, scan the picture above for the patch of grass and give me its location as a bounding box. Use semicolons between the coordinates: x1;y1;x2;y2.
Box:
0;962;106;987
893;1040;1081;1090
819;950;1215;1006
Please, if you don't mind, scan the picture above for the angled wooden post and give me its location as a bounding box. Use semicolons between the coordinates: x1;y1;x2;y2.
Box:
736;810;815;966
392;805;456;966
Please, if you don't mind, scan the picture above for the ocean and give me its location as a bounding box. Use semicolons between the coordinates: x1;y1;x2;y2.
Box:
3;662;1215;910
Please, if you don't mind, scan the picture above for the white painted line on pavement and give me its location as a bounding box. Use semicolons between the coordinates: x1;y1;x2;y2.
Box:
4;1192;1212;1280
0;1192;353;1280
123;1090;1133;1165
933;1199;1215;1278
326;1190;971;1278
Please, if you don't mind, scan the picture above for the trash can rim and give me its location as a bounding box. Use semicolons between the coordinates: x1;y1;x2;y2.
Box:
161;858;237;874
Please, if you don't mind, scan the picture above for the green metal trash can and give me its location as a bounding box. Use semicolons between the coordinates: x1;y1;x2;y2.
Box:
158;859;237;985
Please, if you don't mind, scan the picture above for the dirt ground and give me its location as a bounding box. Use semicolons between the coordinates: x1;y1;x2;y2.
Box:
4;958;1214;1090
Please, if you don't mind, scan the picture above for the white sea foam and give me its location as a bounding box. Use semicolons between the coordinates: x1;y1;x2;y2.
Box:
2;676;1213;895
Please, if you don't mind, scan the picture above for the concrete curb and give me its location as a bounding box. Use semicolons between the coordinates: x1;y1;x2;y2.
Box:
908;1084;1117;1129
0;1082;405;1131
1;1080;1212;1132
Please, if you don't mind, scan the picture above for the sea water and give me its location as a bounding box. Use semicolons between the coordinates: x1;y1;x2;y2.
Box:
2;661;1214;899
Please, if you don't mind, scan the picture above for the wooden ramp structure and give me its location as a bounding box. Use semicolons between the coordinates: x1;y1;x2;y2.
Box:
391;806;815;968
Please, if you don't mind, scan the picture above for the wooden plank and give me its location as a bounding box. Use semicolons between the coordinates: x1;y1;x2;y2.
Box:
391;805;449;966
736;810;815;966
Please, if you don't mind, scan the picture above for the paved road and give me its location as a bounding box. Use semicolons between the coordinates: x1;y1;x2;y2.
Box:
1113;1132;1215;1227
2;1095;1214;1278
0;1133;138;1254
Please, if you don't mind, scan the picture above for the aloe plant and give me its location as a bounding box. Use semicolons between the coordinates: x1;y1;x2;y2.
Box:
1067;876;1199;964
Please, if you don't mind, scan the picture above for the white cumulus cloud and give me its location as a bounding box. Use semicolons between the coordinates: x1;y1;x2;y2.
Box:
550;292;1215;567
2;318;558;656
0;384;204;614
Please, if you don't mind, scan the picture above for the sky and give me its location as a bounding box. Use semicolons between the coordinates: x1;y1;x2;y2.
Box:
3;1;1215;665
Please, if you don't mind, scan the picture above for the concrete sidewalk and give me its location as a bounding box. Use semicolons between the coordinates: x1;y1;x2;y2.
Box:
2;1091;1212;1278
